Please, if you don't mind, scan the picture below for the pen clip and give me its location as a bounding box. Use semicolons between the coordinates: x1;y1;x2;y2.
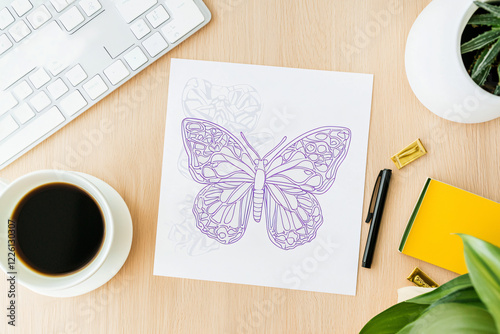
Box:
365;170;382;223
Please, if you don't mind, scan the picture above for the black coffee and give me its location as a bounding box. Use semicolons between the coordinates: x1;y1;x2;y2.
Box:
13;183;104;276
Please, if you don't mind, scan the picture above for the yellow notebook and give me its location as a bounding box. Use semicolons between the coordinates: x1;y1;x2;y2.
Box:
399;178;500;274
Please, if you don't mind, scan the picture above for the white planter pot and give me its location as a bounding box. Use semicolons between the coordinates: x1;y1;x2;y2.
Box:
405;0;500;124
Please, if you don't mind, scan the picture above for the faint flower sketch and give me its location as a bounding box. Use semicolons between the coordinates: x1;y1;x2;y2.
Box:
182;78;262;132
177;78;272;179
169;194;220;256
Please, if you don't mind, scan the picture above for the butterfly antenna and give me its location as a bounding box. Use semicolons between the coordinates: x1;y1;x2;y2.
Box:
240;132;261;159
263;136;288;160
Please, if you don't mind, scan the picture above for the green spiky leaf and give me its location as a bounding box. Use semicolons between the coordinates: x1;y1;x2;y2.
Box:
471;39;500;82
468;13;500;26
470;47;491;86
471;46;495;85
475;1;500;18
461;29;500;54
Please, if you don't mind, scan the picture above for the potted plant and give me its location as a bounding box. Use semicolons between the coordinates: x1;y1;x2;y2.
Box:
405;0;500;124
461;2;500;96
360;235;500;333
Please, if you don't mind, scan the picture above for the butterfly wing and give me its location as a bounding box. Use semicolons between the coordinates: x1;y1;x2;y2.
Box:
181;118;257;244
266;126;351;194
264;127;351;249
264;184;323;250
182;118;256;184
193;183;253;244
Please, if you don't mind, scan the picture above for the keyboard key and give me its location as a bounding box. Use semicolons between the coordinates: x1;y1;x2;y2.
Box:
47;78;69;99
0;115;19;141
65;64;87;86
11;0;33;17
146;5;169;28
1;61;35;92
161;1;204;43
0;92;18;115
50;0;70;12
104;60;129;85
130;19;150;39
142;32;167;57
83;75;108;100
124;46;148;71
0;106;65;165
60;90;87;116
29;68;51;89
12;81;33;100
9;20;31;42
59;6;84;31
47;59;68;76
0;8;15;29
13;103;35;124
27;5;51;29
114;0;157;23
0;34;13;55
30;91;51;112
79;0;101;16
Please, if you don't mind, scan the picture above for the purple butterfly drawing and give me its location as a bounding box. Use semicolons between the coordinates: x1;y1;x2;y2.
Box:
181;118;352;250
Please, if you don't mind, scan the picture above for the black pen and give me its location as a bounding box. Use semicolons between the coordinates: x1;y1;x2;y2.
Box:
362;169;392;268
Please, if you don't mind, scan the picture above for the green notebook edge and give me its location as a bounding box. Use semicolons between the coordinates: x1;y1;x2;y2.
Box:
398;178;432;252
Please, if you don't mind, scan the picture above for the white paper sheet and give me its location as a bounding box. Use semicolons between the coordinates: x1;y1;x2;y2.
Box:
154;59;373;295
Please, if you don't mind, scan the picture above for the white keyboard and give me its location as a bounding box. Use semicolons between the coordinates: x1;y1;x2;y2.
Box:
0;0;211;169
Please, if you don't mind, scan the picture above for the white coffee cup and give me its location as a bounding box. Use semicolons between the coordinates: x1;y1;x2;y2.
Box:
0;170;131;296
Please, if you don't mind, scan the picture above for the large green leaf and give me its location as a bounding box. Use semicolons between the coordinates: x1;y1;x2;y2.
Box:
468;13;500;26
459;234;500;331
396;304;497;334
471;39;500;82
408;274;472;304
359;275;483;334
427;287;486;310
359;303;428;334
461;29;500;54
475;1;500;18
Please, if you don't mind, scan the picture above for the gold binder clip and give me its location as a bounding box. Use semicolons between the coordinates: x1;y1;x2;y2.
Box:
391;139;427;169
407;267;439;288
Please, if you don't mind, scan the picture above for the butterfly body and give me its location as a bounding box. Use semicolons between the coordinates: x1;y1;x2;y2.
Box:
252;159;266;222
182;118;351;250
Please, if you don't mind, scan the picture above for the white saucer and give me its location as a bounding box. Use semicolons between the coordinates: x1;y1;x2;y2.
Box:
32;173;133;298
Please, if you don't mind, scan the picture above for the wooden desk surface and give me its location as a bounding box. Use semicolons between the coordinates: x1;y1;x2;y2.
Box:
2;0;500;333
